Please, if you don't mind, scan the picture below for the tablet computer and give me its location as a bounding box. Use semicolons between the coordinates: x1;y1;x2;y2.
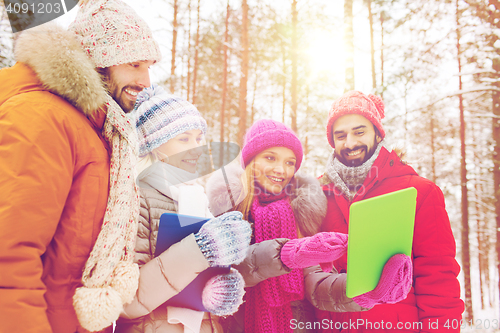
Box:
155;213;231;311
346;187;417;298
155;213;210;257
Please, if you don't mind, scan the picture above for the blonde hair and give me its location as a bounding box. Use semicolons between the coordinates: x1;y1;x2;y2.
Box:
135;153;156;179
234;161;256;221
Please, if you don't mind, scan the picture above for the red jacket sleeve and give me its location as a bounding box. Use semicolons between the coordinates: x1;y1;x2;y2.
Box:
0;99;74;333
412;183;464;333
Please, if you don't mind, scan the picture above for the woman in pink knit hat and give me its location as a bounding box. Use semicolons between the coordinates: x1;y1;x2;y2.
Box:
206;119;355;333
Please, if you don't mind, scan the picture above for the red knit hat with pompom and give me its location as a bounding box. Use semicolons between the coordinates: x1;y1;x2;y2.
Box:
326;91;385;148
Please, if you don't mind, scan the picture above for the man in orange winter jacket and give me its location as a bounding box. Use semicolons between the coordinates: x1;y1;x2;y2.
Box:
304;91;464;333
0;1;161;332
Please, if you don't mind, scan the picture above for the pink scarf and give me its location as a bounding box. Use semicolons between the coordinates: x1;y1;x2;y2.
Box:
244;189;304;333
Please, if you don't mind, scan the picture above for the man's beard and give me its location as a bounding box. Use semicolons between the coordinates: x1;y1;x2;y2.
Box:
111;86;138;113
99;70;137;113
336;137;379;167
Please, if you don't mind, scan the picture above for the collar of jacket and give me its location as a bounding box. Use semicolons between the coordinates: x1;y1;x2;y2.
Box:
13;23;107;119
206;163;326;236
321;146;418;203
88;108;107;131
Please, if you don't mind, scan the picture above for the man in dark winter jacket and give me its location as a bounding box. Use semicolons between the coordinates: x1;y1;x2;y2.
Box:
0;1;161;332
305;91;464;333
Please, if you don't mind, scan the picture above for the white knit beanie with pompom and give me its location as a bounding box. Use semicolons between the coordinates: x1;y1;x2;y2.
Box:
69;0;161;68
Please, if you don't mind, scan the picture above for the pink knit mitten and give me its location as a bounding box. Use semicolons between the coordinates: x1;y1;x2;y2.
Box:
202;268;245;316
280;232;348;272
353;254;413;308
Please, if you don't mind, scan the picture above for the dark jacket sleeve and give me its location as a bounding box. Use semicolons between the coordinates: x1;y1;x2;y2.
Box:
303;265;368;312
412;183;464;332
234;238;291;287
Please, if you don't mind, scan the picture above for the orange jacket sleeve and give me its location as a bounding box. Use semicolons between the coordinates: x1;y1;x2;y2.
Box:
0;95;74;333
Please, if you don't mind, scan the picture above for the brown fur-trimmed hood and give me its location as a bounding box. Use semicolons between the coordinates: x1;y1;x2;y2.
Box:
14;24;107;117
206;163;326;237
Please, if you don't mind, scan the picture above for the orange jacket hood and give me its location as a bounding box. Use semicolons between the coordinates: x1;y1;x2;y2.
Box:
3;24;107;117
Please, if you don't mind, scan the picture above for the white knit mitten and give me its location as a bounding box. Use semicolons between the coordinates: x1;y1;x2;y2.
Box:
194;211;251;266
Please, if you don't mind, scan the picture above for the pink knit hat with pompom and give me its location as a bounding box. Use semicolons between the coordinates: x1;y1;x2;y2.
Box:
326;91;385;148
241;119;303;170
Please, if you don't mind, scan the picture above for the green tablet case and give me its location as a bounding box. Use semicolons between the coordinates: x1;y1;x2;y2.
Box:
345;187;417;298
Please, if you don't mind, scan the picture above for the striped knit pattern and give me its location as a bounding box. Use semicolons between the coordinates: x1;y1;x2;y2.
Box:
69;0;161;68
194;211;251;267
326;91;386;148
133;85;207;157
245;191;304;333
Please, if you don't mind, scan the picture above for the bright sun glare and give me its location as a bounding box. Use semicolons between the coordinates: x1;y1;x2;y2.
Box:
305;30;345;75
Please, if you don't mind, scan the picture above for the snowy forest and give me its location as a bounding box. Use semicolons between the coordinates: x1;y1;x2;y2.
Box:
1;0;500;325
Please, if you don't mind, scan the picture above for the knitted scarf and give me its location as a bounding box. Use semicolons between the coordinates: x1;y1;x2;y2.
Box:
325;141;384;201
244;189;304;333
73;96;140;332
139;161;214;220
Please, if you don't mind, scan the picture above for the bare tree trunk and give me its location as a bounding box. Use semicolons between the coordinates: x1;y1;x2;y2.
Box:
238;0;249;147
180;28;188;98
186;0;192;101
344;0;355;91
0;2;12;68
291;0;298;133
220;0;230;166
456;0;472;321
281;38;287;124
367;0;376;90
304;84;310;157
251;64;258;125
170;0;179;93
192;0;201;104
492;56;500;320
380;11;385;98
430;107;436;183
403;81;408;145
471;123;486;310
476;176;486;309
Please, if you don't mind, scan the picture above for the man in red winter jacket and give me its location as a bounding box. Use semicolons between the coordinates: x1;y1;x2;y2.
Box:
304;91;464;333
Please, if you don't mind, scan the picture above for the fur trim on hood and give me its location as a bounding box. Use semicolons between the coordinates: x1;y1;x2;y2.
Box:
14;24;107;117
206;164;246;217
206;163;326;237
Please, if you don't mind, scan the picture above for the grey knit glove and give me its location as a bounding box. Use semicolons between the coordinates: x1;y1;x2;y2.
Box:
201;268;245;316
194;211;251;266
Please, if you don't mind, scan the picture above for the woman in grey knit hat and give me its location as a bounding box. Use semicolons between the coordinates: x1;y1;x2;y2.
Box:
115;84;251;333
